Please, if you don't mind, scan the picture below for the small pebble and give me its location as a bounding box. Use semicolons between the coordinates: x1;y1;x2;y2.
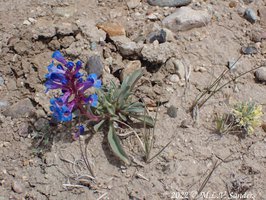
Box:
12;181;24;194
28;17;36;23
169;74;180;83
167;105;177;118
229;1;237;8
23;20;31;26
194;66;207;72
180;119;190;128
244;8;257;24
255;67;266;82
241;46;258;55
0;75;4;86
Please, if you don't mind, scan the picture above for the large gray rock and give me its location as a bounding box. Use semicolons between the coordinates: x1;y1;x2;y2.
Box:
141;42;176;64
148;0;191;7
76;19;106;42
110;36;143;57
56;22;78;36
162;7;211;31
85;55;104;77
3;98;35;118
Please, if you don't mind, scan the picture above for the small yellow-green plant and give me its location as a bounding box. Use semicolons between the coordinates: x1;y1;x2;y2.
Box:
216;102;263;136
233;102;263;135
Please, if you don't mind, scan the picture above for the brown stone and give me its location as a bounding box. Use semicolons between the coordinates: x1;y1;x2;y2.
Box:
97;22;126;37
229;1;237;8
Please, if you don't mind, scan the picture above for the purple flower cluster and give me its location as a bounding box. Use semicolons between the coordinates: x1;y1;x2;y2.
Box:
45;51;101;122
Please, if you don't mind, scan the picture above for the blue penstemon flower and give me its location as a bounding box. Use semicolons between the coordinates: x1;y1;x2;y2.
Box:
45;50;101;123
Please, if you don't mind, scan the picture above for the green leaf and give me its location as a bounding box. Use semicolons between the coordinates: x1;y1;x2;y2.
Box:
93;119;105;132
108;123;130;165
117;69;143;104
130;114;155;127
118;113;127;121
127;69;143;90
124;102;145;113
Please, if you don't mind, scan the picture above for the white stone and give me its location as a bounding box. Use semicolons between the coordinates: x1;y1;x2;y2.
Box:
23;20;31;26
162;7;211;31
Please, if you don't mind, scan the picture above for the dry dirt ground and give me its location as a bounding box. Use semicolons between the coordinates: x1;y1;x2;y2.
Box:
0;0;266;199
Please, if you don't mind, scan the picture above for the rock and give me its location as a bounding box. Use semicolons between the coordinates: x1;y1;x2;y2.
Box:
0;101;9;110
53;6;76;18
56;22;78;36
259;8;266;27
59;36;75;48
194;66;207;72
174;60;186;81
180;119;191;128
77;19;106;42
162;7;211;32
151;71;165;85
34;118;49;131
146;29;166;44
241;45;258;55
64;42;82;57
110;36;143;57
13;40;31;55
141;42;176;64
163;28;175;42
3;98;35;118
250;32;262;42
229;1;237;8
147;13;159;21
244;8;257;24
255;67;266;82
167;105;177;118
48;38;61;50
97;22;126;37
261;41;266;55
28;18;36;24
148;0;191;7
90;42;97;51
169;74;180;83
23;20;31;26
0;74;4;86
120;60;141;81
33;26;56;39
18;122;29;137
12;181;24;194
127;0;140;9
85;55;104;77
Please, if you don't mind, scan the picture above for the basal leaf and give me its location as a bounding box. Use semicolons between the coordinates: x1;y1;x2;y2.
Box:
130;114;155;127
107;123;130;165
93;119;105;132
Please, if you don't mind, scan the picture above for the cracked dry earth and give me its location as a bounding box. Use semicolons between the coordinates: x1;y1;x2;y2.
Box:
0;0;266;199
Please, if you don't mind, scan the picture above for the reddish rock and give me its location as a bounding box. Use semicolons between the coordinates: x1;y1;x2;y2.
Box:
97;22;126;37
